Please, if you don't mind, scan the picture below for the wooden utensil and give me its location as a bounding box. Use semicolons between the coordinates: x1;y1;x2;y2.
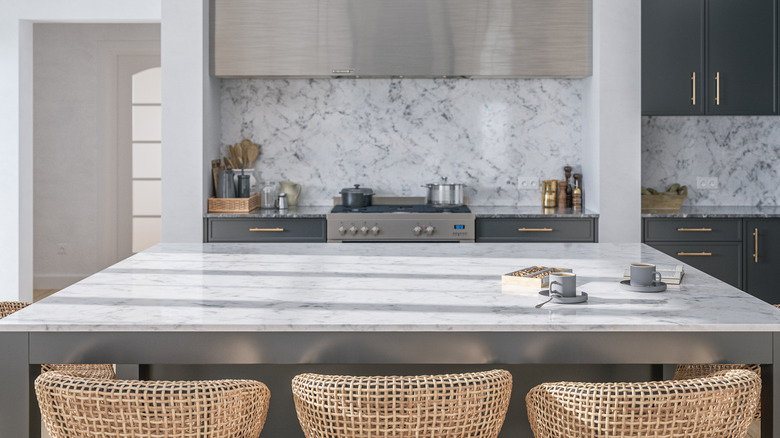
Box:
245;142;259;168
211;159;221;196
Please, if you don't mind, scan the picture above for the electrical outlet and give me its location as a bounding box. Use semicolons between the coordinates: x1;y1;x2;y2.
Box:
57;243;67;255
517;177;539;190
696;177;719;190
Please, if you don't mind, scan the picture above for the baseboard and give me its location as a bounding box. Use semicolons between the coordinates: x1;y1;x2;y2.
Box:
33;274;87;291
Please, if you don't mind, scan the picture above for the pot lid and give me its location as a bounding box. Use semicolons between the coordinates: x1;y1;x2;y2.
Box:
340;184;374;195
424;177;463;187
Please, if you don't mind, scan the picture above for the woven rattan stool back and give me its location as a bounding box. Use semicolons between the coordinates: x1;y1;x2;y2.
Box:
0;301;31;318
673;304;779;421
1;301;117;380
291;369;512;438
526;369;760;438
36;371;271;438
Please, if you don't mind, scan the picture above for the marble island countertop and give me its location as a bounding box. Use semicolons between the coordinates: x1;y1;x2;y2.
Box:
1;243;777;333
643;206;780;218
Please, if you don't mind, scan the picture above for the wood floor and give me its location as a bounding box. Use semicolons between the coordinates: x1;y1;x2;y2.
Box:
33;289;58;302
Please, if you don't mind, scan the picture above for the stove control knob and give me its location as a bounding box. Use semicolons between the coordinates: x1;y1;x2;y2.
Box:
349;226;358;235
425;226;435;235
360;226;369;235
413;226;422;236
338;226;347;235
371;226;380;235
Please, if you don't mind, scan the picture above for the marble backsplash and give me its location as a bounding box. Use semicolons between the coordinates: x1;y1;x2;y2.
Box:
642;116;780;206
221;78;583;206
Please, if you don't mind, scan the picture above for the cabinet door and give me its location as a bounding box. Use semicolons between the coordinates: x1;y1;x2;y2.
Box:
476;218;597;242
648;242;742;288
642;0;704;115
207;218;327;242
706;0;776;115
745;219;780;304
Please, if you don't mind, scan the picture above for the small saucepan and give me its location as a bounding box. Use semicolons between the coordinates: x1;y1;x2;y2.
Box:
340;184;374;208
422;177;465;206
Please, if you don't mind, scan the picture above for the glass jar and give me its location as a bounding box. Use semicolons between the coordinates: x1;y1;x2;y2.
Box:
260;181;278;209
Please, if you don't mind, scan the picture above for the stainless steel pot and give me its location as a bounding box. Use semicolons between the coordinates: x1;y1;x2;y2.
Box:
422;177;464;206
340;184;374;208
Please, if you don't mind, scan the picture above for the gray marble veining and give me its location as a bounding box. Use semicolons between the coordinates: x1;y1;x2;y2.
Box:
642;205;780;218
1;243;777;332
642;116;780;206
221;78;584;206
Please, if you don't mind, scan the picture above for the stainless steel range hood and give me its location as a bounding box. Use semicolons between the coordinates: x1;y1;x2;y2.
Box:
212;0;592;78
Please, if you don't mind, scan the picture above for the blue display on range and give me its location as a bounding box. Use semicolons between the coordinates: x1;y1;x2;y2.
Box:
454;225;466;230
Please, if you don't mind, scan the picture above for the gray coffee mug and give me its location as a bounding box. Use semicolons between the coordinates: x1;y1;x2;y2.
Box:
630;263;662;287
549;272;577;297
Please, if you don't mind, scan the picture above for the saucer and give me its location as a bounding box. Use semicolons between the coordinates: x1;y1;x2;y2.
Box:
619;279;667;293
538;289;588;304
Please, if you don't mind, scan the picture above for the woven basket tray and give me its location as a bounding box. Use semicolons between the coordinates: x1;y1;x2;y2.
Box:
208;193;260;213
641;185;688;210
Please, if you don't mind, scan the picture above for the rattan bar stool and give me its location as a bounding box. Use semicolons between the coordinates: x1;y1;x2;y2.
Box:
1;301;116;379
526;369;760;438
673;303;779;422
36;371;271;438
291;369;512;438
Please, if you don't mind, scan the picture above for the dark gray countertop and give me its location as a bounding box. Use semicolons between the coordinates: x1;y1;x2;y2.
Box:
206;205;600;219
471;206;599;218
642;206;780;218
205;206;331;218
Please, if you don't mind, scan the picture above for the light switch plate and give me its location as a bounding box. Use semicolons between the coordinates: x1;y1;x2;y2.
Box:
518;177;539;190
696;177;718;190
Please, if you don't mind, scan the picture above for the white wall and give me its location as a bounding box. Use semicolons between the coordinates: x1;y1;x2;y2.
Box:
1;1;160;301
161;0;221;243
583;0;642;242
33;24;160;290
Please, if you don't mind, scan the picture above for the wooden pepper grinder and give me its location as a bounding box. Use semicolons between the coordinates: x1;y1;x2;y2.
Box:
564;166;573;208
573;173;582;209
558;179;567;210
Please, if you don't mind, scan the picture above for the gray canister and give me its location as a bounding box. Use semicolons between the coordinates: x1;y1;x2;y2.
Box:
217;169;236;198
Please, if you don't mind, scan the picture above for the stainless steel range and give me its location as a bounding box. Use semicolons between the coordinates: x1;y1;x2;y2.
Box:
327;197;475;242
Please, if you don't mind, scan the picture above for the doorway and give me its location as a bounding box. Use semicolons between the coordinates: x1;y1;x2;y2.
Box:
32;23;161;294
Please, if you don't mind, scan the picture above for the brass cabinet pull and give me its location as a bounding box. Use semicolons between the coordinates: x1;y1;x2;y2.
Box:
691;72;696;105
677;252;712;256
753;228;759;263
250;228;285;232
677;227;712;232
715;72;721;105
517;228;553;232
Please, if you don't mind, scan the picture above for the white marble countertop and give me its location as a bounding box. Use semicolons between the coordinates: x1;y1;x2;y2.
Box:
2;243;778;332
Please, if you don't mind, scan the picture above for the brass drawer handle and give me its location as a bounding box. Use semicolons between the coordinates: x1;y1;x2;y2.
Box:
677;252;712;256
691;72;696;105
518;228;553;232
715;72;721;106
753;228;759;263
677;228;712;232
250;228;285;232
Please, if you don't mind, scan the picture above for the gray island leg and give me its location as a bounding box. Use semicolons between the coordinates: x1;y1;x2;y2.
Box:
0;332;33;438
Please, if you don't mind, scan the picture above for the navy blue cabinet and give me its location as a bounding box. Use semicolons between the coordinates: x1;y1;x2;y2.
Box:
642;0;776;115
744;219;780;304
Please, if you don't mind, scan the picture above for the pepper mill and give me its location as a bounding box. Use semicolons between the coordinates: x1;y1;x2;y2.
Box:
564;166;573;208
573;173;582;209
558;179;567;210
